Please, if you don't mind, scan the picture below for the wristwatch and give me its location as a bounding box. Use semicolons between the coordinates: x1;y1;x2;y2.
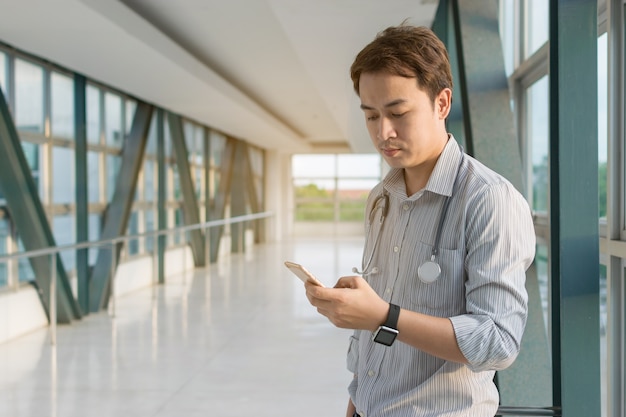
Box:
372;303;400;346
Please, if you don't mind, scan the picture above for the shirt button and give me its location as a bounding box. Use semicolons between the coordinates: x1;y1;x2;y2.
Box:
367;370;376;377
385;288;391;294
403;204;409;210
371;266;379;274
393;246;399;253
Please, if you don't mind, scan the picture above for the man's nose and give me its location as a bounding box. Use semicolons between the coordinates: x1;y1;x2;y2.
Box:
377;117;396;141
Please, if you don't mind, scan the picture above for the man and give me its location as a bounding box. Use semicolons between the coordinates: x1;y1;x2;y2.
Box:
305;24;536;417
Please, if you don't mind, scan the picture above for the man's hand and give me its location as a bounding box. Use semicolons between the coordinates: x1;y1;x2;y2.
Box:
304;275;388;331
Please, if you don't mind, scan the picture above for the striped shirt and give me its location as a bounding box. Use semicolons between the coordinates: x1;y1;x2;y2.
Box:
347;137;536;417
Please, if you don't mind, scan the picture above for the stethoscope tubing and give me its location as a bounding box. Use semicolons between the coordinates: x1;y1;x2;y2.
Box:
355;152;465;283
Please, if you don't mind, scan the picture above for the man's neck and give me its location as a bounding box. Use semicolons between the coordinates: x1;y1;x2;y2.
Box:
403;165;433;197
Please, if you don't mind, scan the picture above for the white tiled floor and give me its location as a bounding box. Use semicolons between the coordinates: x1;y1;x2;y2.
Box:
0;237;365;417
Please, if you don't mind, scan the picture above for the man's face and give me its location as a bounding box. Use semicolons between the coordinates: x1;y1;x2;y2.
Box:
358;72;449;171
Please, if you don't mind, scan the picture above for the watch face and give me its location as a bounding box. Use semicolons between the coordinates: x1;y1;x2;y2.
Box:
373;326;398;346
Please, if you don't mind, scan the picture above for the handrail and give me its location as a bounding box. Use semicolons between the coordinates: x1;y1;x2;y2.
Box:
0;211;274;345
495;406;561;416
0;211;273;263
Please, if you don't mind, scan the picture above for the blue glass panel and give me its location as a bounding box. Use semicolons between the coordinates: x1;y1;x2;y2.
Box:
14;59;44;133
53;214;75;273
52;147;75;205
127;211;139;256
86;85;100;144
105;92;122;148
88;151;100;203
51;72;74;139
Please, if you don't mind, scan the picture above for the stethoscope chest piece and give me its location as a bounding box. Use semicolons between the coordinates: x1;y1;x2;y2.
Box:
418;260;441;283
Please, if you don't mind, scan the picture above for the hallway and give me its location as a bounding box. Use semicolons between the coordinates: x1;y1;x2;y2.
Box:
0;237;364;417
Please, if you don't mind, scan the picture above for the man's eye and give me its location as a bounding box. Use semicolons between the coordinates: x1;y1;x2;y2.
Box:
366;115;379;121
391;112;406;118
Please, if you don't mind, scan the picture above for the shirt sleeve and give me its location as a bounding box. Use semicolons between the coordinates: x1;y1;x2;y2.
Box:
449;181;536;372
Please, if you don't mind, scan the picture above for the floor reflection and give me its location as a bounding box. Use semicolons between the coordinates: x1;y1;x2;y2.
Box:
0;238;360;417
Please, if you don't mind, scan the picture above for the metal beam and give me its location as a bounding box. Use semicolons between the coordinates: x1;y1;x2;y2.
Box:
209;137;237;262
230;141;248;253
0;87;81;323
167;113;205;266
89;102;153;312
243;146;264;243
74;74;89;313
549;1;600;417
606;1;626;416
157;109;166;284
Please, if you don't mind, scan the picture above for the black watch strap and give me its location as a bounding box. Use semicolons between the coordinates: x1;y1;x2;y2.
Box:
384;303;400;330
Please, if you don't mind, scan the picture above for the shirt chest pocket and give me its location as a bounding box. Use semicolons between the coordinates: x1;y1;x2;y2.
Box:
397;242;466;317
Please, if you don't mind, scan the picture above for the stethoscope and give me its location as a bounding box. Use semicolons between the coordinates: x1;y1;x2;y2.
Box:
352;153;465;284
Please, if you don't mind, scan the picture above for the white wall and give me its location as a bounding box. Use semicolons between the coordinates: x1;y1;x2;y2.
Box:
264;150;293;241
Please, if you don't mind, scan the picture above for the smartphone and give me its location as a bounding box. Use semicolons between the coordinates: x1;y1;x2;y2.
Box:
284;261;324;287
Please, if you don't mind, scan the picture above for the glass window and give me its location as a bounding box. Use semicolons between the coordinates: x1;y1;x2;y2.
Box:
144;160;155;201
14;58;44;133
524;0;549;59
293;155;336;177
338;179;374;222
164;117;173;158
293;154;382;223
598;33;608;219
248;147;264;177
209;131;226;166
105;92;122;148
194;126;204;164
174;208;183;245
338;154;380;178
499;0;517;77
527;76;549;212
195;168;203;199
88;151;100;203
127;211;139;256
536;244;550;335
146;113;157;156
172;165;181;200
0;52;6;97
125;99;136;136
52;147;75;205
0;215;8;287
106;155;121;202
88;213;100;266
143;209;155;253
87;84;100;144
21;142;40;195
16;238;34;283
184;120;194;160
53;214;75;272
50;72;74;139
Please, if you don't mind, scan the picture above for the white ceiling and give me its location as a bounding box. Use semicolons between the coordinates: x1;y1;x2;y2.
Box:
0;0;438;154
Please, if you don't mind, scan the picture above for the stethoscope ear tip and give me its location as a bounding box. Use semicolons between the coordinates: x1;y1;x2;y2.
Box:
351;267;359;274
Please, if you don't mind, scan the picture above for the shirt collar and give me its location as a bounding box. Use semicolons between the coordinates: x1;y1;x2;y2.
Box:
382;136;464;199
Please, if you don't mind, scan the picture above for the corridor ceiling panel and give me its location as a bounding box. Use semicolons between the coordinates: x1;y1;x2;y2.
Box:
0;0;438;153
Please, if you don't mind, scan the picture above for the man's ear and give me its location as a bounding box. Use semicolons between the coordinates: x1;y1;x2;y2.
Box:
436;88;452;120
